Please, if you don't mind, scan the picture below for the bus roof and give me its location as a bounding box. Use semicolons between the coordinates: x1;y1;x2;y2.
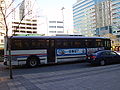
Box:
9;36;110;39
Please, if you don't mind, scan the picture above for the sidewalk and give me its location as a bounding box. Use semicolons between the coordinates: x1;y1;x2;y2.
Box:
0;62;9;90
0;62;4;71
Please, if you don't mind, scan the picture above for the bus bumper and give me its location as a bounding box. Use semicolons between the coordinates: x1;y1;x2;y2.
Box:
3;61;7;65
4;57;8;65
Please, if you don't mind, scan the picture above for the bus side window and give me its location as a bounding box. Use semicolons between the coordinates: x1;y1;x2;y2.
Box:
104;40;110;47
56;40;62;48
63;40;67;47
31;40;47;49
85;39;94;48
23;40;30;50
12;40;22;50
31;40;37;49
56;39;73;48
74;40;81;48
62;40;72;48
38;40;47;48
95;39;103;47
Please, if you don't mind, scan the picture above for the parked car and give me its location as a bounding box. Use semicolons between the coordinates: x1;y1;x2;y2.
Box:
87;50;120;66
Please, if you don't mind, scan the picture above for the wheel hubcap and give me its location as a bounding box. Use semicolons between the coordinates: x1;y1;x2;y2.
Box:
100;60;105;66
30;59;37;67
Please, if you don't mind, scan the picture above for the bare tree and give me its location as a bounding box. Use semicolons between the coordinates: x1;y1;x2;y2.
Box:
0;0;25;79
0;0;37;79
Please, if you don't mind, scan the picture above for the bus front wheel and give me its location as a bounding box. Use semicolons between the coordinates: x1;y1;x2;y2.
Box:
27;56;39;67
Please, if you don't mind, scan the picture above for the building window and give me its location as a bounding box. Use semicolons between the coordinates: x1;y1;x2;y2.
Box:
20;27;25;29
32;24;37;26
33;31;37;33
57;26;63;28
26;23;31;25
27;31;32;33
57;31;63;33
57;21;63;23
33;27;37;29
49;21;56;23
32;20;37;22
27;27;32;29
49;31;56;33
49;26;56;28
20;31;26;33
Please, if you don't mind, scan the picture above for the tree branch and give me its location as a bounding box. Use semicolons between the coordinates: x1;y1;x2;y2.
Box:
0;7;8;36
13;0;37;35
6;0;24;18
6;0;15;10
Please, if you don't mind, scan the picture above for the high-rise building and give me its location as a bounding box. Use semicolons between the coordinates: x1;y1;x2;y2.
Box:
112;0;120;37
73;0;96;36
73;0;120;38
95;0;112;36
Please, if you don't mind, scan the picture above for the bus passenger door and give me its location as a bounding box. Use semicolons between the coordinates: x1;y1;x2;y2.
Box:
47;40;56;63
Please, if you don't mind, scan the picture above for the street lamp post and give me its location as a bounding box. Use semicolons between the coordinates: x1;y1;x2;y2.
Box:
61;7;65;33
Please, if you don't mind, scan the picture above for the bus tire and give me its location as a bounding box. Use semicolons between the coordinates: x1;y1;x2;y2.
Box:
27;56;39;67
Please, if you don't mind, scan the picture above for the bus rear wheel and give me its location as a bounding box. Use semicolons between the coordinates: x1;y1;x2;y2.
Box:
27;56;39;67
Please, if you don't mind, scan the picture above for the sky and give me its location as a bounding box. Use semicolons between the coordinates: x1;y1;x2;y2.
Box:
14;0;76;34
36;0;76;10
36;0;77;33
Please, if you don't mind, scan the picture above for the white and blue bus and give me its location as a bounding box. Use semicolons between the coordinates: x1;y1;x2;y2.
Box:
4;36;111;67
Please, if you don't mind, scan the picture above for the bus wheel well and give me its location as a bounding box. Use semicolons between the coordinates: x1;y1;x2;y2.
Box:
27;55;40;67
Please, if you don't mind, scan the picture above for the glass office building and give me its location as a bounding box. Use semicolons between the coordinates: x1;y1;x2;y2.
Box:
73;0;120;38
73;0;96;36
112;0;120;37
